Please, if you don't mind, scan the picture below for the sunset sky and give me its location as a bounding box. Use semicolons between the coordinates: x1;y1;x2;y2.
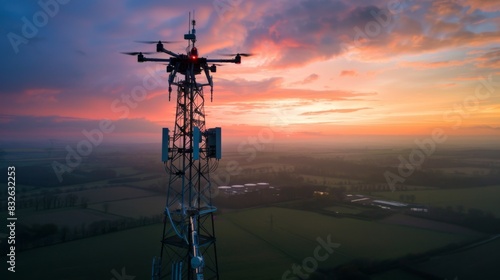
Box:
1;0;499;146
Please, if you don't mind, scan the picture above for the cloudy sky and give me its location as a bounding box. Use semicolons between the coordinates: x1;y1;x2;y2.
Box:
1;0;499;145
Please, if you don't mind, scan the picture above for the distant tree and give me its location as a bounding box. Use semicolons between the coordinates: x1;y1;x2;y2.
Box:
32;223;58;239
81;223;87;236
69;194;78;207
60;226;69;242
80;197;89;209
103;203;109;213
55;195;62;208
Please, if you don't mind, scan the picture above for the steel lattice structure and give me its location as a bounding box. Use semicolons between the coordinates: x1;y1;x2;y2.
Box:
155;77;220;280
124;14;251;280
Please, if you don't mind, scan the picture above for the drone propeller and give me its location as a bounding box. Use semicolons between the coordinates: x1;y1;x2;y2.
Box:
121;51;155;56
135;40;178;44
220;53;254;57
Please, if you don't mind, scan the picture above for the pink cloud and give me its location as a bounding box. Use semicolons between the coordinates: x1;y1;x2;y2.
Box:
400;59;469;69
340;70;358;77
474;47;500;69
291;73;319;85
213;76;376;104
466;0;500;12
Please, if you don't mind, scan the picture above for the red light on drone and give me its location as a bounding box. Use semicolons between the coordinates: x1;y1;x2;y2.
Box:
190;47;198;60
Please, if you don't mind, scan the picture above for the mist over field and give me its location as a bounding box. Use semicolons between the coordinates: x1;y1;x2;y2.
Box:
1;139;500;279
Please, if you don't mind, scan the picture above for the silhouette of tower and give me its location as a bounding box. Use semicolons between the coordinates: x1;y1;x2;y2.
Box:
153;18;220;280
123;13;250;279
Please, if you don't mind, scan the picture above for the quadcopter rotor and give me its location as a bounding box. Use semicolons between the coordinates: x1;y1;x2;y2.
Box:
135;40;178;44
220;53;254;57
121;51;155;56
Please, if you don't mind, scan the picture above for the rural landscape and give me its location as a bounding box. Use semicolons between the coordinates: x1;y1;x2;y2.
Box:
2;1;500;279
1;141;499;279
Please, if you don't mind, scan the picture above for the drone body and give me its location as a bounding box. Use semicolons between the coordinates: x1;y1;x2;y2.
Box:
124;18;252;101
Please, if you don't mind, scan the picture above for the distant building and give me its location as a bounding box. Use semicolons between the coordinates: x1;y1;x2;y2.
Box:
313;191;329;196
372;199;408;209
409;205;429;212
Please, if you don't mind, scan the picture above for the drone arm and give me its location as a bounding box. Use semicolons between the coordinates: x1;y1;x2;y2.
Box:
167;63;179;100
202;64;212;86
202;64;214;101
159;46;180;58
206;59;238;64
140;57;171;63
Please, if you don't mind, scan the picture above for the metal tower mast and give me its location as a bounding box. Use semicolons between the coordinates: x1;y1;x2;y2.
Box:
123;13;251;280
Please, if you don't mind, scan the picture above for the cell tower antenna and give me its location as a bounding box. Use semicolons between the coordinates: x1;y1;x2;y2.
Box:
122;13;253;280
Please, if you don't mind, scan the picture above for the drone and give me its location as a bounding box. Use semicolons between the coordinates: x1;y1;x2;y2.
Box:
122;14;253;101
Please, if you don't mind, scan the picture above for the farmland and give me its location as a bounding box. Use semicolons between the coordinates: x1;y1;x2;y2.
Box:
1;143;499;279
2;207;485;280
70;186;159;204
18;208;123;228
89;196;166;218
373;185;500;217
408;236;500;279
373;236;500;279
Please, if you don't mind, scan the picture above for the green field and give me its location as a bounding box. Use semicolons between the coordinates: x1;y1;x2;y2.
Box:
19;208;123;228
431;167;491;176
410;236;500;279
323;205;364;214
75;186;158;204
4;206;481;280
14;186;163;228
89;196;166;218
7;224;161;280
374;185;500;216
221;207;479;264
372;270;428;280
373;236;500;280
297;174;362;186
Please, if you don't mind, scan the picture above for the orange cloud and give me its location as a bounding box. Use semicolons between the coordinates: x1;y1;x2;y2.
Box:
291;73;319;85
474;47;500;69
303;73;319;84
400;59;468;69
340;70;358;77
437;83;457;88
213;77;377;104
466;0;500;12
429;0;463;16
301;107;371;116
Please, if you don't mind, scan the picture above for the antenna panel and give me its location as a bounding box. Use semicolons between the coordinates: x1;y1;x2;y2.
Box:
207;127;222;159
193;126;201;160
161;128;169;162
